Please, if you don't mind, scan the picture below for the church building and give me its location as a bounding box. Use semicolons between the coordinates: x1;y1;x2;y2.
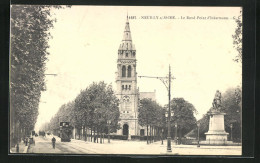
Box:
115;16;156;136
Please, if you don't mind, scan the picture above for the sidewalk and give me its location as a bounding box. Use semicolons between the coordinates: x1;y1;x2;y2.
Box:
39;135;242;155
69;137;242;155
10;142;29;153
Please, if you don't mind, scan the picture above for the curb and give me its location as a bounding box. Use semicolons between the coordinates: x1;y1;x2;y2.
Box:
23;146;29;153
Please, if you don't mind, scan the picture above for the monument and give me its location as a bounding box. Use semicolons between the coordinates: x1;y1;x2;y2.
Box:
203;90;230;145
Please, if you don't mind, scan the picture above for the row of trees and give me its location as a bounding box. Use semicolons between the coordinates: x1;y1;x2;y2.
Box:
46;85;198;144
46;82;120;142
138;98;197;144
45;85;242;143
138;98;166;144
139;87;242;143
10;5;65;146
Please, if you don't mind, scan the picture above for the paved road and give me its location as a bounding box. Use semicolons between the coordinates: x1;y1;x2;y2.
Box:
28;136;98;154
28;136;242;155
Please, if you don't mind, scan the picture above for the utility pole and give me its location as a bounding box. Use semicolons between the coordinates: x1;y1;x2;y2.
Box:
167;65;172;152
139;65;175;153
45;74;58;76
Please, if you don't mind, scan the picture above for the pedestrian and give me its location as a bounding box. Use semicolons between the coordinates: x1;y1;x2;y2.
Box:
25;137;28;146
52;137;56;149
16;143;19;153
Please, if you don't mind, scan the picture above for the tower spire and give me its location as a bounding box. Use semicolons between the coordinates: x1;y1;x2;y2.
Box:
115;13;138;137
118;13;135;51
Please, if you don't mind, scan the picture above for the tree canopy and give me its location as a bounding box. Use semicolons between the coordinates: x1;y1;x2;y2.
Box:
138;98;165;128
10;5;66;135
138;97;197;138
48;81;120;135
232;10;242;63
167;98;197;137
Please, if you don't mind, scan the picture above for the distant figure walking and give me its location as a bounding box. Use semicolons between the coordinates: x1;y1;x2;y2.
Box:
52;137;56;149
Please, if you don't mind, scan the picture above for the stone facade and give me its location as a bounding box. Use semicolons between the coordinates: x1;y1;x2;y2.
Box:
115;16;139;136
203;111;230;145
115;17;156;136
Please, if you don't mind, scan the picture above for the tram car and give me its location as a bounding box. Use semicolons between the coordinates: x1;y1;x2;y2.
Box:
59;122;73;142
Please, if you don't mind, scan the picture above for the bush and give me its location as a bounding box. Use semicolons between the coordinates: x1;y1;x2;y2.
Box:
110;135;128;140
86;134;128;140
178;137;194;145
131;135;141;140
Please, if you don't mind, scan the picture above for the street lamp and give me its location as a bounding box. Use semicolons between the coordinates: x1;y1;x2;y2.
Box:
165;110;174;121
165;109;174;152
107;120;111;143
138;65;175;153
161;128;164;145
197;122;200;147
230;124;233;141
235;88;242;142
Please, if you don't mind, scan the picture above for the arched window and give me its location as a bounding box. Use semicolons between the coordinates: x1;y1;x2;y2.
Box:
122;66;126;77
123;124;129;136
140;129;145;136
125;85;128;90
133;52;135;57
127;66;132;77
126;53;128;57
129;85;131;90
122;85;124;90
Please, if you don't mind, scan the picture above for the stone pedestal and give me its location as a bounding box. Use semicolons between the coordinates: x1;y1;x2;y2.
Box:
204;111;229;145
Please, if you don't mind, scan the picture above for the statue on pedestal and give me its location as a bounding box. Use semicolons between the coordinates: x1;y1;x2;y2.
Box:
212;90;222;111
202;90;229;145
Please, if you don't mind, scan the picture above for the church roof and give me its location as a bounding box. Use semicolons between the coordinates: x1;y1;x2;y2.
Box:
118;16;136;51
139;91;156;101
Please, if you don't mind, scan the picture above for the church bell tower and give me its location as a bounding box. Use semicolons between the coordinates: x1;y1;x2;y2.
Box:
115;16;139;136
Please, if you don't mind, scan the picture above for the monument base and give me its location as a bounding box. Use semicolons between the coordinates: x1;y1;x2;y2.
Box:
200;140;233;145
204;131;229;145
203;110;229;145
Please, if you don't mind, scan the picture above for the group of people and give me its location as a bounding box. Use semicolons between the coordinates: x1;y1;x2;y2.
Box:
23;136;34;146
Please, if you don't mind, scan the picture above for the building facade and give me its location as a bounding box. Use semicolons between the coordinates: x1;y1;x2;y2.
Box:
115;17;156;136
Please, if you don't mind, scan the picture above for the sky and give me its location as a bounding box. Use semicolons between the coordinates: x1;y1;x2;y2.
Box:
34;6;242;131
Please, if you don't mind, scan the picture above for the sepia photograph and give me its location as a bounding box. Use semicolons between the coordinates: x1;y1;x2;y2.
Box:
9;5;242;155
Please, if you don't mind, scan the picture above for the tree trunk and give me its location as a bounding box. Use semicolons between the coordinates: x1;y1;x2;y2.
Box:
100;132;102;144
146;125;149;144
91;127;93;142
152;126;154;142
157;127;159;141
154;127;156;142
154;127;156;141
87;127;88;141
79;128;81;140
84;126;86;142
153;126;155;142
179;129;182;144
150;125;151;144
94;128;96;143
97;128;99;143
75;127;76;140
